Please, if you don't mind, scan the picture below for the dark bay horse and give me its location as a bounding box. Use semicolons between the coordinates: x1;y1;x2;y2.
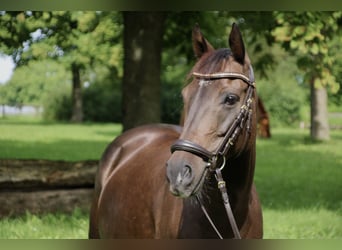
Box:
89;23;263;238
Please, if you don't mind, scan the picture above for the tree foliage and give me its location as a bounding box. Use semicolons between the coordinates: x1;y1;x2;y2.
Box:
2;59;70;107
270;11;342;140
271;12;341;92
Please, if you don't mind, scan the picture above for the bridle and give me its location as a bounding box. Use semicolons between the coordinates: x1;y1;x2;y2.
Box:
170;65;255;239
171;66;255;170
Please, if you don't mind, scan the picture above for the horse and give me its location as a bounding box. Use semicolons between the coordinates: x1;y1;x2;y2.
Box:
257;96;271;138
89;23;263;239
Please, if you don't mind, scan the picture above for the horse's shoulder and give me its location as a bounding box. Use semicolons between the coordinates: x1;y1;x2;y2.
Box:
127;123;182;139
114;123;181;146
97;124;181;185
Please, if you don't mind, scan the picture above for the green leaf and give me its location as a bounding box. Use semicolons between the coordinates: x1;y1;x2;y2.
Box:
310;43;319;55
293;26;305;36
290;40;298;49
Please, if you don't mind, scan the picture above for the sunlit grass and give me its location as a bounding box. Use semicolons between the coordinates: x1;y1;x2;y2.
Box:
0;209;88;239
263;207;341;239
255;128;342;239
0;117;121;161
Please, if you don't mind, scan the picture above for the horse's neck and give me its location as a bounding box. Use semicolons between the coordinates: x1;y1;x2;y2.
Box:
219;145;255;224
224;145;256;208
179;146;256;238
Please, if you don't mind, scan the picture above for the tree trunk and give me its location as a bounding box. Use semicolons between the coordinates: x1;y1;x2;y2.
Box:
310;79;330;141
122;12;165;131
71;63;83;123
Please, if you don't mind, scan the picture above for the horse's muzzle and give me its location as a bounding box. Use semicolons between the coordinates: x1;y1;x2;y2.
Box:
166;153;209;198
166;160;194;198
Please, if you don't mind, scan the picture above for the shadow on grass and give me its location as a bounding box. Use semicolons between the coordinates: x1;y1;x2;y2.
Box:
255;129;342;212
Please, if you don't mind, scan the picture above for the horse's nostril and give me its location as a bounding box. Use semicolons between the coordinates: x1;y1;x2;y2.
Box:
182;165;193;186
183;165;192;179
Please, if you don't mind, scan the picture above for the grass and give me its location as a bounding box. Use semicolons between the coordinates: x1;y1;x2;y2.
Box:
255;128;342;239
263;207;341;239
0;209;88;239
0;117;341;238
0;116;122;161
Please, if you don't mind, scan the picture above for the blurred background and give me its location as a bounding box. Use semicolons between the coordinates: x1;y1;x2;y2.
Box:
0;11;340;136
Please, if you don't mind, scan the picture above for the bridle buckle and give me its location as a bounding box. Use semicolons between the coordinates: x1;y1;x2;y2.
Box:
208;154;226;172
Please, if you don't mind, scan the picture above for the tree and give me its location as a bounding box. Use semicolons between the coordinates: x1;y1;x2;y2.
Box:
0;11;123;123
122;12;165;131
2;59;70;107
271;11;342;140
30;12;100;123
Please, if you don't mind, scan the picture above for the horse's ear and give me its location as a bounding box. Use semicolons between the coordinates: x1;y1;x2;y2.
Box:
229;23;245;64
192;24;214;59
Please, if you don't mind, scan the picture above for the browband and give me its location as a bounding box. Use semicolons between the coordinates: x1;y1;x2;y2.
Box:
192;65;255;87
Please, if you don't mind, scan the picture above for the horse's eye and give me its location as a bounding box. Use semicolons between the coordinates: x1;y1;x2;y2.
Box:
223;94;240;106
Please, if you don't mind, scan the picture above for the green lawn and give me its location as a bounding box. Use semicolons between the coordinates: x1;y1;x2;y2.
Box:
0;117;121;161
0;117;341;239
0;209;88;239
255;128;342;239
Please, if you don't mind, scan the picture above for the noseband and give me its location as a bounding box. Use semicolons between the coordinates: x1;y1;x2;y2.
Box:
171;66;255;170
170;66;255;239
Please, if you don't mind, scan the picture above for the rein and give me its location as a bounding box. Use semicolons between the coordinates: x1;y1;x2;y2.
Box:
170;67;255;239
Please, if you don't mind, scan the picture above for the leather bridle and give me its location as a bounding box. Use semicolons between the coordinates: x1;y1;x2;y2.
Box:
170;66;255;239
171;66;255;171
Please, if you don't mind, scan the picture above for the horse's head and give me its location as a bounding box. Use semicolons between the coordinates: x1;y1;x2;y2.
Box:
166;23;257;198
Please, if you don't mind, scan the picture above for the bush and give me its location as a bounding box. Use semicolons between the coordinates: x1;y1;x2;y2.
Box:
42;86;72;121
259;84;305;127
160;53;190;124
161;81;183;124
83;82;122;123
42;81;122;123
257;53;307;127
